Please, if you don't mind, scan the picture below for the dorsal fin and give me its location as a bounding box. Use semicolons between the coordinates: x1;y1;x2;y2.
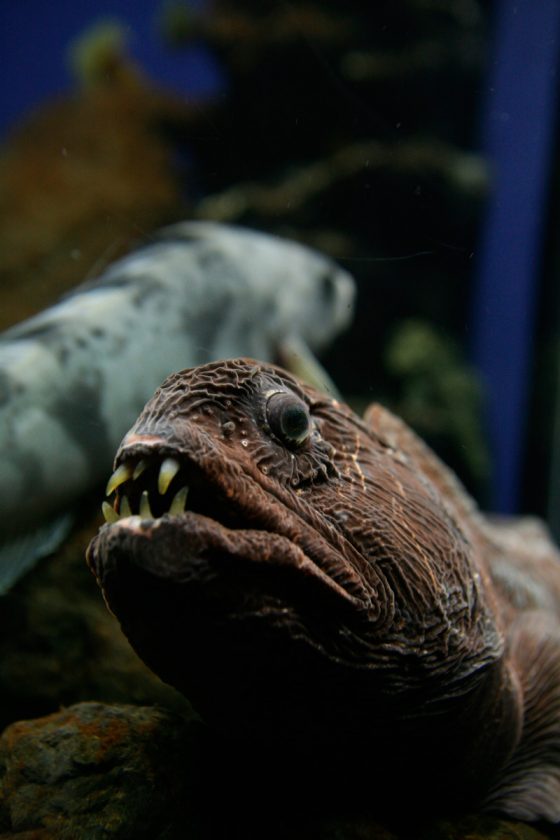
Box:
0;514;72;595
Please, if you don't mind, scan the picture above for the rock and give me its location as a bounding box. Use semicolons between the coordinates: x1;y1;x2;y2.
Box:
0;702;200;839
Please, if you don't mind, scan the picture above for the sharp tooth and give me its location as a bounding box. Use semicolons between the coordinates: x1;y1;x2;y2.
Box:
133;459;148;480
120;496;132;517
106;463;133;496
169;485;189;515
158;457;180;495
140;490;153;519
102;501;119;524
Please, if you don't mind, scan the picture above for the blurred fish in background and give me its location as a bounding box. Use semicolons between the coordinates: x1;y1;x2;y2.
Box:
0;221;354;592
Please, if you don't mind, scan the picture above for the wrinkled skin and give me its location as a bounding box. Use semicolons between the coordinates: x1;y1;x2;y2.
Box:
88;359;560;821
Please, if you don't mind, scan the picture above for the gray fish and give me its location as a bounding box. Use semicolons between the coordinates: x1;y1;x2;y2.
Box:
0;222;354;592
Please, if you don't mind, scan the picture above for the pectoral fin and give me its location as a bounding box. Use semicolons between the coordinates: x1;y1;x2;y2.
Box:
0;514;73;595
483;613;560;821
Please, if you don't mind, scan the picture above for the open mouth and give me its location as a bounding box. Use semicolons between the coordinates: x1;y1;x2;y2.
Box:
102;449;243;530
95;444;369;610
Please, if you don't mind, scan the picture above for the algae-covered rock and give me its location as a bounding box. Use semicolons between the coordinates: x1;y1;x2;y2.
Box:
0;702;200;839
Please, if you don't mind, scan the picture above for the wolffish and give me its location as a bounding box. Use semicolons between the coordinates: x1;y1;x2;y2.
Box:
88;358;560;822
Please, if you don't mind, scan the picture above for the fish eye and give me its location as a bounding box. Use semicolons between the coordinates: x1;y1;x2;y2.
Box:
266;392;311;446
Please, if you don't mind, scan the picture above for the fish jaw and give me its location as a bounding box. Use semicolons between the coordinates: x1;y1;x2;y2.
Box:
86;480;370;745
86;511;521;802
90;425;368;611
86;398;374;743
88;503;362;609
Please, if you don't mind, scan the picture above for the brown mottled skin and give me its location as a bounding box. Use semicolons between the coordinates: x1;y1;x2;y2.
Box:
87;359;560;821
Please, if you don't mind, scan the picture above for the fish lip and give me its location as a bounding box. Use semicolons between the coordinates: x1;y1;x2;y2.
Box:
97;435;369;608
90;512;360;608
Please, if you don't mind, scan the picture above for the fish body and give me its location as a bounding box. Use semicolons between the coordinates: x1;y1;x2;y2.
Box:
0;224;354;591
88;357;560;822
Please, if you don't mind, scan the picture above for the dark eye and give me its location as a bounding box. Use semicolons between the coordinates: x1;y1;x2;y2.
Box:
266;392;311;446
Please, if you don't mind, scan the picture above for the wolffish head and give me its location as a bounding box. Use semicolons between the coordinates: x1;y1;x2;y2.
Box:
88;360;372;716
92;356;373;604
87;358;505;764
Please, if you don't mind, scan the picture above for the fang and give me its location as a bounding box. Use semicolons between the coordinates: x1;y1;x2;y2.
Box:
158;457;181;495
170;486;189;515
133;459;148;480
140;490;153;519
102;501;119;524
106;463;133;496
